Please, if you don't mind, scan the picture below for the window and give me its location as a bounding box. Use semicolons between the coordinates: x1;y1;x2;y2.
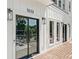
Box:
63;4;65;10
59;0;61;7
50;21;54;43
50;21;52;38
63;0;65;10
69;1;71;11
57;22;60;41
52;0;57;4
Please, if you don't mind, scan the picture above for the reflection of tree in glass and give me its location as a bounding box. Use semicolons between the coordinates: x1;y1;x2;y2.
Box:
16;20;26;30
16;17;37;43
29;25;37;41
16;19;27;35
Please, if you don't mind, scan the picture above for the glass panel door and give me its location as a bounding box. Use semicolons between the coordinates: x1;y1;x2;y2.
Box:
16;15;39;59
16;15;28;59
29;19;38;55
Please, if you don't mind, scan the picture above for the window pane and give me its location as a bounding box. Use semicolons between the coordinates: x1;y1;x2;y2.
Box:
52;0;57;4
50;21;54;43
59;0;61;7
63;0;65;9
50;21;52;38
57;22;60;41
16;16;28;59
29;19;38;55
69;2;71;11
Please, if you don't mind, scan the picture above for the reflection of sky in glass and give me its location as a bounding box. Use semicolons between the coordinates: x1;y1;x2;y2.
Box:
29;19;36;26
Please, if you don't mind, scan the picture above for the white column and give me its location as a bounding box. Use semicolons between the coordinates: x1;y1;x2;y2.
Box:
60;22;63;43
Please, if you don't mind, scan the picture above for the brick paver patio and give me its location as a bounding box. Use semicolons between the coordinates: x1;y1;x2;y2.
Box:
33;41;72;59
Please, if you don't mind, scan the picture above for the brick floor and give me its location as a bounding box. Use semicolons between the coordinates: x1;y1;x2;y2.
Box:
33;41;72;59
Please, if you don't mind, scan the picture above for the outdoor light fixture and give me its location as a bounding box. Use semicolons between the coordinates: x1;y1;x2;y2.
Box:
42;17;46;24
7;8;13;21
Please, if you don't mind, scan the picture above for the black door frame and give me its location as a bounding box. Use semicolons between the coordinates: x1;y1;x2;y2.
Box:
16;15;39;58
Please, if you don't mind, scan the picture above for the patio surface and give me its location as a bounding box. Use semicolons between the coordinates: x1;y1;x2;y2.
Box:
33;41;72;59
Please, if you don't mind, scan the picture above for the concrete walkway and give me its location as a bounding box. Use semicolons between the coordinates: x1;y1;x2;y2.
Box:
33;41;72;59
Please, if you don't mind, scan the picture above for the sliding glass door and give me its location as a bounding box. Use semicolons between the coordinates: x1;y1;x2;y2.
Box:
16;15;39;59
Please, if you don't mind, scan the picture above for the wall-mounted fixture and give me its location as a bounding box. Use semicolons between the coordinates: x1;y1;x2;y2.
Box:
42;17;46;24
7;8;13;21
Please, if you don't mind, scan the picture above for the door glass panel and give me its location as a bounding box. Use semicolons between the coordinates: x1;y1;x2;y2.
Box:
16;16;28;59
29;19;37;55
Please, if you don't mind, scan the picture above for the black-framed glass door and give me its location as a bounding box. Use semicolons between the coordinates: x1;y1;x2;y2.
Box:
16;15;39;59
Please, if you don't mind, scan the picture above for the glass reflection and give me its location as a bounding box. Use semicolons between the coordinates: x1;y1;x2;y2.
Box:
29;19;37;55
16;16;28;59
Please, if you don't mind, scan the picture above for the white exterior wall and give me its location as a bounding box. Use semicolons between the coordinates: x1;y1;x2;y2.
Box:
7;0;46;59
7;0;72;59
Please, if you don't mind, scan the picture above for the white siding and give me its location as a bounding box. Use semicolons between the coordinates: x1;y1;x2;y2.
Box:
7;0;72;59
